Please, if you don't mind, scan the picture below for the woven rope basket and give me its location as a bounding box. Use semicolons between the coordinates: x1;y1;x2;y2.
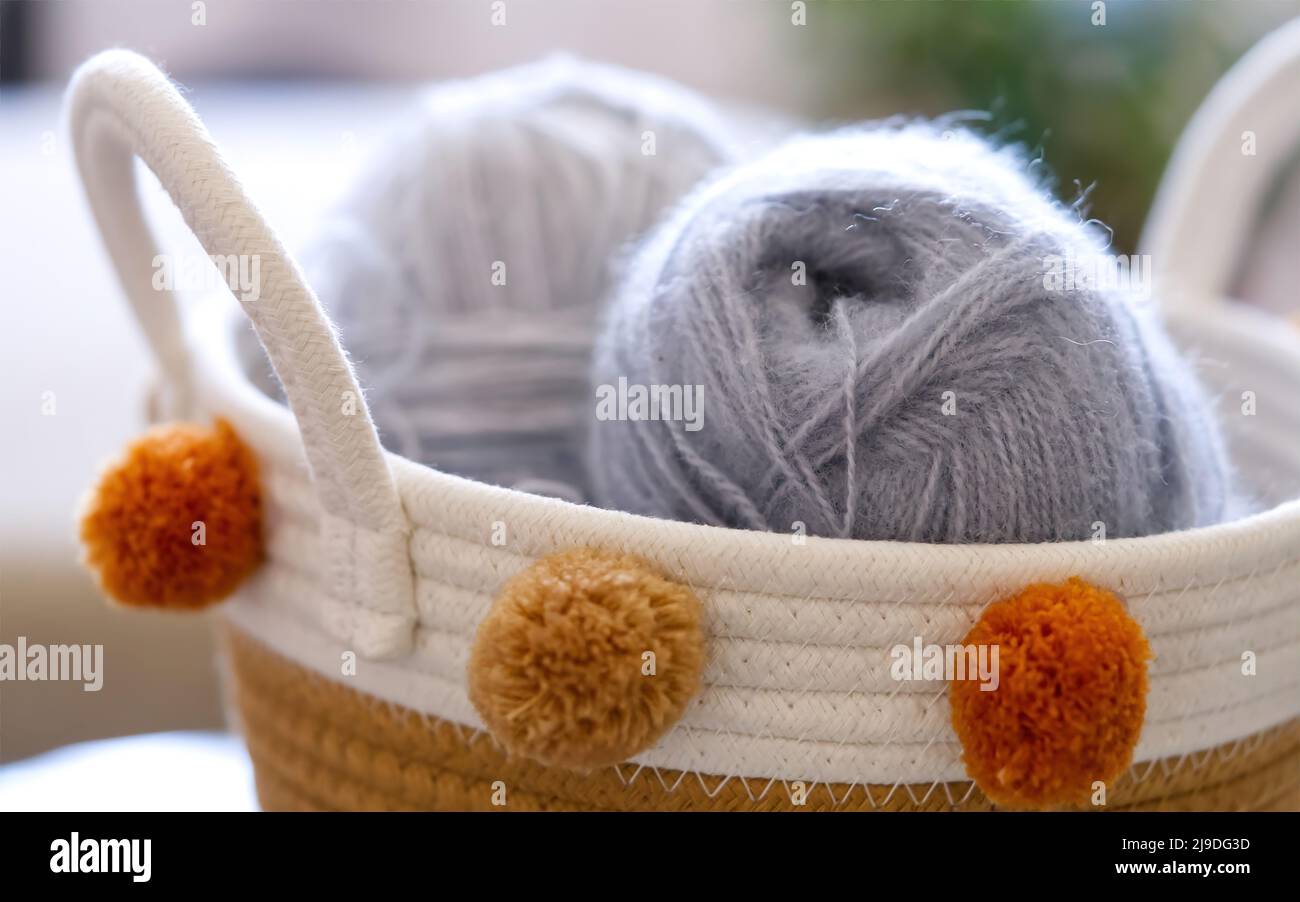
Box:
68;27;1300;812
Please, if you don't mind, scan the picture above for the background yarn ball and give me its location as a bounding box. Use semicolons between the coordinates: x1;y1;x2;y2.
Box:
590;124;1233;543
284;57;731;500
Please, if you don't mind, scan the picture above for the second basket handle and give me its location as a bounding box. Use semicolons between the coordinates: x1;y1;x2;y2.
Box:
67;49;416;658
1141;17;1300;311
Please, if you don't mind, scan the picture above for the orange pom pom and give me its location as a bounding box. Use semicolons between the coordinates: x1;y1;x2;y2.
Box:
949;577;1151;809
468;548;705;770
79;419;263;610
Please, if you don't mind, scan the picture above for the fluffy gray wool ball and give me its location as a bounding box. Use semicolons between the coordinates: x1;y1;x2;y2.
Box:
300;57;732;498
589;124;1233;543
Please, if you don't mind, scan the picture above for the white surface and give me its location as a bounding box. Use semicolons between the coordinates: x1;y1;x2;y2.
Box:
0;732;258;811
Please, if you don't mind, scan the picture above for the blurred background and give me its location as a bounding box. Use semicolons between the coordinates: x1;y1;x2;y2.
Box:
2;0;1298;806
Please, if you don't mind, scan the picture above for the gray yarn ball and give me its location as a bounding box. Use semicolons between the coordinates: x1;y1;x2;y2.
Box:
590;125;1232;543
300;57;731;498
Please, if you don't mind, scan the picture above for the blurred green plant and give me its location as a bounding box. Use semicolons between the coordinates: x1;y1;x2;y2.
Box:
804;0;1297;251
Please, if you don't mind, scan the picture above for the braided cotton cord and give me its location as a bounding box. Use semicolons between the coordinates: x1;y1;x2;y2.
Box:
1141;15;1300;311
66;50;416;657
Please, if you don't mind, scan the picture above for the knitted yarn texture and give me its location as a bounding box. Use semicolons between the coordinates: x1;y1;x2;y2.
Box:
590;125;1232;543
303;57;731;499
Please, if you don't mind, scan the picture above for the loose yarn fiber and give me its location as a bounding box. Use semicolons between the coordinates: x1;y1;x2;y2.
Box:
591;125;1233;543
303;57;731;498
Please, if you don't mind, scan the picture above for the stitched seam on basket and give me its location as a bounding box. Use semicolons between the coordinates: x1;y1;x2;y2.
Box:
349;610;1300;692
700;662;1300;696
261;538;1300;649
672;680;1300;745
233;588;1300;761
404;582;1300;646
242;643;967;753
234;637;1300;760
1108;739;1300;810
405;522;1300;600
270;522;1300;629
231;595;1300;751
407;538;1300;610
402;569;1300;645
602;731;1294;807
390;618;1300;683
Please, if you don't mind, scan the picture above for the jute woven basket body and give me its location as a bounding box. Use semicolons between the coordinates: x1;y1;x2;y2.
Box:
67;26;1300;811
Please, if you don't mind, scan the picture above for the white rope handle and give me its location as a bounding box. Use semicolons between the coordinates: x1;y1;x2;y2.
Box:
67;49;415;658
1141;16;1300;311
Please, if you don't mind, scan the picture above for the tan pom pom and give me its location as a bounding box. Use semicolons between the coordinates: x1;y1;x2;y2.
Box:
79;419;264;610
468;548;705;770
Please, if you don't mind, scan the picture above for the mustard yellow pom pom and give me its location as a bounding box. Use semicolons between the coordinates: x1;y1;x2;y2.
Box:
949;577;1151;809
468;548;705;770
79;419;263;610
